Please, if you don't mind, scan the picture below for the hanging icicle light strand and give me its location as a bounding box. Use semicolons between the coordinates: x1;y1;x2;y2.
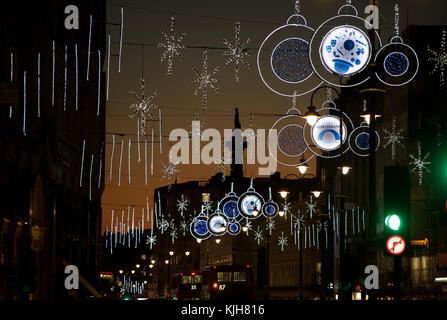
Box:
64;45;67;111
107;34;111;101
9;52;13;118
23;71;26;136
119;6;124;73
87;15;92;81
128;138;132;184
80;140;86;187
52;41;55;107
89;154;94;201
75;44;79;111
110;134;115;182
97;50;101;116
37;52;41;118
118;138;124;186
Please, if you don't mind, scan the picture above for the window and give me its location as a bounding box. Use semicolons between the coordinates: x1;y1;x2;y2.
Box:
182;275;192;284
233;271;247;282
202;193;211;203
192;275;202;284
217;272;231;282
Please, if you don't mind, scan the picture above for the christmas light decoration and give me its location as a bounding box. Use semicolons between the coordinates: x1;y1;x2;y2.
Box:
427;28;447;89
409;141;431;186
383;117;405;160
192;50;220;111
158;14;186;75
222;21;251;83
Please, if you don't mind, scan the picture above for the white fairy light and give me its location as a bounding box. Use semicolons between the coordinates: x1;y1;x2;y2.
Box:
278;232;288;252
192;50;220;112
129;78;158;136
119;6;124;73
145;139;148;185
75;44;79;111
97;50;101;116
146;233;156;250
394;4;400;36
37;52;40;118
180;219;188;236
107;35;111;101
23;71;26;136
9;52;13;118
64;45;67;111
409;141;431;186
158;14;186;75
282;200;291;218
160;156;179;191
176;194;189;217
254;226;263;245
118;138;124;186
170;227;178;244
89;154;94;201
266;219;275;236
80;139;85;187
87;15;92;81
128;138;131;184
216;156;227;182
222;21;251;83
383;117;405;161
203;201;213;215
159;218;169;234
427;28;447;89
305;195;318;219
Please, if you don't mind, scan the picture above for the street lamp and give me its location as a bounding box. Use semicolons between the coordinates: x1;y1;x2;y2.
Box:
149;264;154;269
360;113;382;125
151;259;156;264
303;105;321;126
185;251;191;256
136;264;141;269
278;210;285;217
297;158;309;175
279;190;289;199
165;259;169;265
252;209;259;217
119;270;123;274
311;191;323;198
215;239;221;244
339;165;352;175
196;239;202;244
169;251;174;256
131;270;135;274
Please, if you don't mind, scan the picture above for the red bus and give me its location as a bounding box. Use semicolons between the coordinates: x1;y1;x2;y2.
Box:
172;271;202;300
202;265;255;300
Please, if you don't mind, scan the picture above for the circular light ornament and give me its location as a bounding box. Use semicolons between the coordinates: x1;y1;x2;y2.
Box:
320;26;371;77
268;107;314;167
237;180;264;220
311;115;348;151
207;211;229;236
374;36;419;87
190;214;211;241
348;123;380;157
303;102;354;159
309;4;382;88
385;214;401;231
219;185;242;222
262;188;279;219
227;221;241;236
257;14;323;98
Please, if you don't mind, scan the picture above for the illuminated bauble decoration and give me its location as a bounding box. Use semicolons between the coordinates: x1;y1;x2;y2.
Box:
207;212;228;236
311;115;348;151
227;222;241;236
237;179;265;220
271;38;313;83
222;200;239;219
190;214;211;240
277;124;307;156
384;52;409;77
320;26;371;77
348;124;380;157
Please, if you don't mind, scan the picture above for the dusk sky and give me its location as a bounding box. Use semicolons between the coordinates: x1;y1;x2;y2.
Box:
101;0;447;230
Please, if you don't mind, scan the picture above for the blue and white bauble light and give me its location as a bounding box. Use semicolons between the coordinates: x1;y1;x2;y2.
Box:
320;26;371;76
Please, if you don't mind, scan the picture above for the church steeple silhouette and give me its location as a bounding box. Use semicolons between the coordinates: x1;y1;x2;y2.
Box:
230;108;246;181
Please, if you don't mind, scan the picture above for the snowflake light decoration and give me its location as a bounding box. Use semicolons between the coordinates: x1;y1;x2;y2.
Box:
159;218;169;234
203;201;214;216
189;112;206;139
427;28;447;89
192;50;220;111
243;219;253;236
266;219;275;236
146;234;157;250
305;196;318;219
170;227;178;244
160;157;179;191
282;201;291;218
254;226;263;245
278;232;288;252
129;77;158;136
409;141;431;186
177;194;189;217
180;218;188;236
294;214;305;230
158;14;186;76
216;157;227;182
383;117;405;161
222;21;251;83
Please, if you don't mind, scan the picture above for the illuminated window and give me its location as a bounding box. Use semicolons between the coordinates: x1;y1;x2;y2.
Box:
192;275;202;284
233;271;247;282
202;193;211;203
217;272;231;282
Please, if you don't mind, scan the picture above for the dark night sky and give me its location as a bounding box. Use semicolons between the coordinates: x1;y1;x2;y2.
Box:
101;0;447;230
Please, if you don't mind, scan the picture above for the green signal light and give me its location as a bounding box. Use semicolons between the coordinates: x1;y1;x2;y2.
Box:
385;214;401;231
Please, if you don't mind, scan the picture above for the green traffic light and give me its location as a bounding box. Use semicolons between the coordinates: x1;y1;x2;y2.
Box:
385;214;401;231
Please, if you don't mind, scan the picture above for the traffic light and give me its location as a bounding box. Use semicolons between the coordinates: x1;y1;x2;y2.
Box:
383;165;410;256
